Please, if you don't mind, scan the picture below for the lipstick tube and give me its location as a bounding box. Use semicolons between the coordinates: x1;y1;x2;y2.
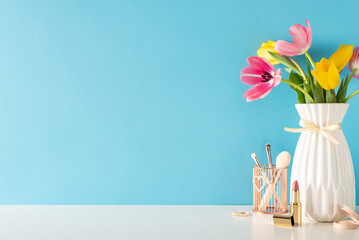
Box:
273;214;294;227
290;180;302;225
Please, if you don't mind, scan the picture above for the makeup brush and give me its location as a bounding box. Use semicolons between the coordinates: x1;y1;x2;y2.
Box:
265;144;275;208
251;153;262;169
265;144;273;181
252;152;273;212
271;151;291;183
252;153;276;211
265;144;273;169
259;151;291;211
275;151;291;169
251;153;270;183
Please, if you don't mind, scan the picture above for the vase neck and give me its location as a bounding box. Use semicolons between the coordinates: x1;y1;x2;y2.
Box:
295;104;349;127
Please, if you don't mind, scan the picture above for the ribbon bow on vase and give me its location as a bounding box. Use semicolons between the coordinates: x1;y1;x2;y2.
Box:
284;119;341;145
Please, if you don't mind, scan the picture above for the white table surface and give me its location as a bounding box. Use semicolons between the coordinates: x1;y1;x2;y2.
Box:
0;205;358;240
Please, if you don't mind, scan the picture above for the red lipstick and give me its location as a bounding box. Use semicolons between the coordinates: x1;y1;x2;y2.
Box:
292;180;299;191
290;180;302;225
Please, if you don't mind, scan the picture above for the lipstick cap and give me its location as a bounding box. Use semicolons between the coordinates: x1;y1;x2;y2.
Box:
273;214;294;227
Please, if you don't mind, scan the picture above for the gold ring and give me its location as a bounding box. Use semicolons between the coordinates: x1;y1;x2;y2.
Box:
232;211;250;217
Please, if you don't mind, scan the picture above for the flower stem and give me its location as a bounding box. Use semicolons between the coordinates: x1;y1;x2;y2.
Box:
343;69;358;103
347;68;357;85
305;51;315;69
289;58;307;82
344;89;359;102
281;79;314;103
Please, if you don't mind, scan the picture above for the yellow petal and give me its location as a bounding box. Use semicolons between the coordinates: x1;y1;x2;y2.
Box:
267;41;276;48
257;48;278;65
257;41;280;65
315;58;331;72
327;61;340;89
329;44;353;72
312;70;331;90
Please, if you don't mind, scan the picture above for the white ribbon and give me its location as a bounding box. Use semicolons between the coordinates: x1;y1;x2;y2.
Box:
284;119;341;145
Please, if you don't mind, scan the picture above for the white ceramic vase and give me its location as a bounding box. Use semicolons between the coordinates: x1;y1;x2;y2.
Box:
290;103;355;222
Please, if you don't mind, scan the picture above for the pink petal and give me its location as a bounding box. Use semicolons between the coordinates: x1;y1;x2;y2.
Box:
349;46;359;72
246;84;273;102
240;75;264;85
275;20;312;56
273;69;282;87
243;82;272;100
247;57;275;73
275;40;304;56
352;72;359;80
289;24;308;49
354;47;359;62
240;66;264;75
305;20;312;50
243;83;268;98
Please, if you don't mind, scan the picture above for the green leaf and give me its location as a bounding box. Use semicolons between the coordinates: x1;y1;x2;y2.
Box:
325;90;336;103
268;52;301;74
306;57;324;103
336;74;349;103
284;67;292;73
303;84;313;103
288;71;305;104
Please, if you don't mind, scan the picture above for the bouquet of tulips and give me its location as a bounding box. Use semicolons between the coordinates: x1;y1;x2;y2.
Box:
240;20;359;103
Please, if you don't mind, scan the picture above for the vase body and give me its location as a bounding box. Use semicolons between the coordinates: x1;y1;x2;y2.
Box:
290;103;355;222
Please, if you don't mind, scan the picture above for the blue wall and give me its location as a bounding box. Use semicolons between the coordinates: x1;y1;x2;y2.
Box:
0;0;358;204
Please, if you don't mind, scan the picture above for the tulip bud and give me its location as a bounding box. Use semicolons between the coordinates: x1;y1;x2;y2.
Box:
349;46;359;79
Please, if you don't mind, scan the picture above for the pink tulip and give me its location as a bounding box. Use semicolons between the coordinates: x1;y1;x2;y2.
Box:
274;20;312;56
240;57;281;102
349;46;359;79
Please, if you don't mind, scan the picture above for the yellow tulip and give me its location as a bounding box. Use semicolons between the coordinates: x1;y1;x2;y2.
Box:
257;41;280;65
329;44;353;72
311;58;340;90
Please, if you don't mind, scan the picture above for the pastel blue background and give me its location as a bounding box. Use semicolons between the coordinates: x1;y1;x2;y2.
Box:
0;0;358;204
